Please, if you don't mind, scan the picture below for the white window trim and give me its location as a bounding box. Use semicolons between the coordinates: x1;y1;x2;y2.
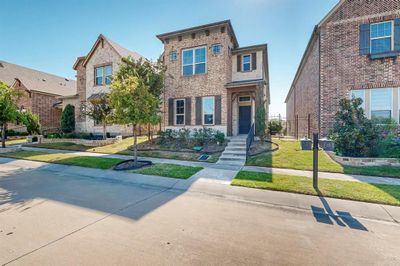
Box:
369;88;394;120
350;90;366;110
370;21;394;54
202;96;215;126
182;46;207;76
242;54;252;72
170;51;177;61
95;67;104;86
95;65;112;86
174;98;185;126
212;44;221;55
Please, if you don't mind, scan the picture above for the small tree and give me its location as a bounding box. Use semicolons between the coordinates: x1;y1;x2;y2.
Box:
109;76;157;165
61;104;75;133
268;120;283;136
21;110;41;135
0;81;20;148
81;94;113;140
330;98;380;157
255;104;266;140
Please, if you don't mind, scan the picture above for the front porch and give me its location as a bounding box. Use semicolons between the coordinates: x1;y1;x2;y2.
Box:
226;79;265;136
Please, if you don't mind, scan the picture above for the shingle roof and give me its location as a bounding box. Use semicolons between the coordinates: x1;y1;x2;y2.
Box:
0;60;76;97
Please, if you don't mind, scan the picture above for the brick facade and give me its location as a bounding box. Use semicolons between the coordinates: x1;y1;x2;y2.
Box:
158;21;269;136
160;25;234;134
286;0;400;137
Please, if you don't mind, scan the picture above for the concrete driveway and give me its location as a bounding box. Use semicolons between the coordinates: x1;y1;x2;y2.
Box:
0;159;399;265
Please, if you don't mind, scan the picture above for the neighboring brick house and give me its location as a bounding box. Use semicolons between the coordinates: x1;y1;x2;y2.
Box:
285;0;400;138
157;20;270;136
0;60;76;131
66;34;145;136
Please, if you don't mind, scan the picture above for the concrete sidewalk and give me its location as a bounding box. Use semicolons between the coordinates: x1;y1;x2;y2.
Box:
20;146;400;185
1;157;399;224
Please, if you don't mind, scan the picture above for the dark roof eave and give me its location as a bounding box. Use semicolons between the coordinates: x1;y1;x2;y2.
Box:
156;20;239;48
232;44;268;53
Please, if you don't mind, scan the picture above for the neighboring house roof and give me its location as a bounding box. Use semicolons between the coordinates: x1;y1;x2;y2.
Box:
82;34;145;68
0;60;76;97
285;0;347;103
156;20;239;48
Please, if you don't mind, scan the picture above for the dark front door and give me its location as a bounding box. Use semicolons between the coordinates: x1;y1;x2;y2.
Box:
239;106;251;134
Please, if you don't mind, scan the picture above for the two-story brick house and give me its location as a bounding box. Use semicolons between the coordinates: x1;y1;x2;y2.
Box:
157;20;270;136
285;0;400;138
67;34;145;136
0;60;76;131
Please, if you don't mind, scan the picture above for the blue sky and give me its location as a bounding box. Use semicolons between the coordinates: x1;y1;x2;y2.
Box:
0;0;338;116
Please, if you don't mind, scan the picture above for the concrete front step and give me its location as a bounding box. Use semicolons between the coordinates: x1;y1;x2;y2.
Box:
229;140;246;144
222;151;246;156
219;155;246;161
224;148;247;153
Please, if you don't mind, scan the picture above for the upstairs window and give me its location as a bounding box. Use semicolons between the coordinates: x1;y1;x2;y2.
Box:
370;88;392;122
242;55;251;72
370;21;393;54
175;99;185;125
170;51;177;61
95;65;112;86
212;44;221;55
182;46;206;76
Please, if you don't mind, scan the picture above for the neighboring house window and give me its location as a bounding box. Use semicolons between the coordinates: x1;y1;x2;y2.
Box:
202;96;215;125
95;65;112;86
182;46;206;76
212;44;221;55
351;90;366;110
170;51;177;61
242;55;251;71
175;99;185;125
370;21;393;54
370;88;392;121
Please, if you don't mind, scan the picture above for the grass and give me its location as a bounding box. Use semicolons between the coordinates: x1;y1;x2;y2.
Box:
0;150;123;169
247;139;400;178
232;171;400;206
27;137;219;162
5;138;27;145
133;163;203;179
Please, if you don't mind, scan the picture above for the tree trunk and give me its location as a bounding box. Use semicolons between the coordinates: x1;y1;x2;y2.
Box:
1;124;6;148
102;121;107;140
147;124;151;143
133;124;138;167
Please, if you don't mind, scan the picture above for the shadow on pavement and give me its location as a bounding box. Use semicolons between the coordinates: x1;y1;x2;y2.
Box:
311;194;368;231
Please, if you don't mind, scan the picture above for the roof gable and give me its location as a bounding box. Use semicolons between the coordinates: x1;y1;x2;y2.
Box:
82;34;145;67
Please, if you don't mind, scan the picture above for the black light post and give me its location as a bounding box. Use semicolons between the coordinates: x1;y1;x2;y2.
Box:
313;133;319;189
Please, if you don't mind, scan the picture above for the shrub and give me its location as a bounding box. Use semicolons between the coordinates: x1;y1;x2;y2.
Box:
158;129;177;145
330;98;380;157
63;133;75;139
178;128;191;146
61;104;75;133
255;105;266;139
193;128;214;146
213;130;225;145
268;120;283;135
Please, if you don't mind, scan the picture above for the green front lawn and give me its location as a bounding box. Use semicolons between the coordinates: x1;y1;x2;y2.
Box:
133;163;203;179
247;139;400;178
232;171;400;206
27;137;219;162
1;150;123;169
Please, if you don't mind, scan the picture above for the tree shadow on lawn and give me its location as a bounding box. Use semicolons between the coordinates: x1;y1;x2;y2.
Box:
0;156;187;221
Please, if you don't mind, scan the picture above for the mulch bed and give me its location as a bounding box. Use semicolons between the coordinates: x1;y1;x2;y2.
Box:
135;140;227;154
113;159;153;171
249;140;279;156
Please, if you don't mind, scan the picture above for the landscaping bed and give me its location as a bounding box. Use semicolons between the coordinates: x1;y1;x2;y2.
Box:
232;171;400;206
248;140;279;156
246;139;400;178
